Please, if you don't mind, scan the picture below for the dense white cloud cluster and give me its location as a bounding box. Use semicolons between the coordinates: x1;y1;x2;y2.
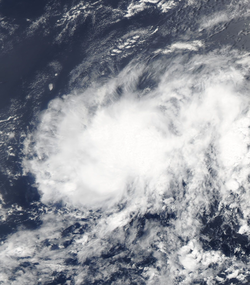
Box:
23;49;250;214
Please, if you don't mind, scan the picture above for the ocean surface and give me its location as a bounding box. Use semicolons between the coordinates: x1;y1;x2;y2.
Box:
1;0;250;284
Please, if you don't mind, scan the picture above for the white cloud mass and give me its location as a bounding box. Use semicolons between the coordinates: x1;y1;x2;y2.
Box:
23;49;250;214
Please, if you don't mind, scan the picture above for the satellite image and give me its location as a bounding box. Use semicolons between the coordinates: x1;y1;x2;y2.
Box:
1;0;250;284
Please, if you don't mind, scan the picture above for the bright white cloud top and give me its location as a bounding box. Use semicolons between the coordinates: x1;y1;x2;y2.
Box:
23;50;250;214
